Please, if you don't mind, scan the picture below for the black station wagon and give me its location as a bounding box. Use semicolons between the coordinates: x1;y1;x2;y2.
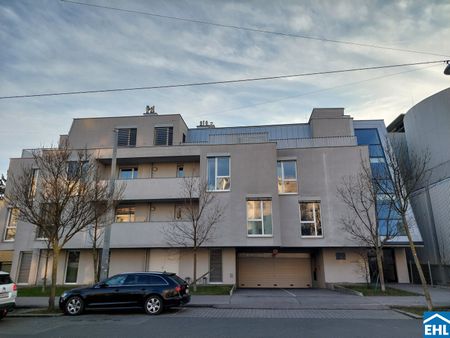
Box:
59;272;190;315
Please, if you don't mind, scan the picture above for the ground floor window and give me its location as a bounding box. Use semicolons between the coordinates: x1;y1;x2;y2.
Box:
65;251;80;284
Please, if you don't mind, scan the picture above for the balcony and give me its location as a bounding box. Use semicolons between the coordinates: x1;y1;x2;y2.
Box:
114;177;200;201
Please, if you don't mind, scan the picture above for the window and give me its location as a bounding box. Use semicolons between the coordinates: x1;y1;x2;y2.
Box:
117;128;137;147
67;161;88;180
115;206;136;222
247;199;272;236
299;202;322;237
105;274;126;286
154;127;173;146
36;203;56;240
207;157;230;191
177;164;185;178
30;168;39;198
335;252;346;260
119;167;138;179
174;204;184;220
277;160;298;194
65;251;80;284
3;208;19;241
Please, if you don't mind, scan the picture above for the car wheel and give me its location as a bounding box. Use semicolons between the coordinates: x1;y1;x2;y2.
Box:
0;309;6;320
65;296;84;316
144;295;163;315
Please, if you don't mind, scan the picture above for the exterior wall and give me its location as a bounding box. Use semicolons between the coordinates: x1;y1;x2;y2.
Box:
312;250;326;288
278;145;372;247
109;249;147;277
322;248;369;284
394;248;410;283
310;108;354;138
67;114;188;149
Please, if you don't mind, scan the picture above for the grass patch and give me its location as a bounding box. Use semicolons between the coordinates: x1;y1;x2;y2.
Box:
341;284;419;296
17;286;82;297
394;306;450;316
189;284;233;295
24;308;63;315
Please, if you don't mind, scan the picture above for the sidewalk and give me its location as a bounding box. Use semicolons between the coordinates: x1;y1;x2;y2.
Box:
14;284;450;311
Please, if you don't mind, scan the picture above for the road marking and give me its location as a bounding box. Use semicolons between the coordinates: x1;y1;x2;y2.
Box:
281;288;296;297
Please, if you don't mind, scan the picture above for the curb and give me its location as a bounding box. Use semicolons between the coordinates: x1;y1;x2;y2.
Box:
391;308;422;320
332;285;364;297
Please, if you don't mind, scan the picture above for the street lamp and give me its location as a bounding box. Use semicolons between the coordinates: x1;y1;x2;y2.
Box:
99;128;119;281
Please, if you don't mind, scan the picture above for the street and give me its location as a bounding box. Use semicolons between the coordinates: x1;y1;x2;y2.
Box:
0;307;421;338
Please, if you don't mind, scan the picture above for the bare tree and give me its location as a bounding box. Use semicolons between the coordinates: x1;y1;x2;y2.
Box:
87;167;124;283
5;143;113;310
0;174;6;199
338;160;399;292
165;176;225;291
374;137;433;310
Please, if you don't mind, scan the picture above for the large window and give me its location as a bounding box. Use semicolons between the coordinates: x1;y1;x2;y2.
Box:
30;168;39;198
207;157;230;191
119;167;138;179
154;127;173;146
299;202;322;237
65;251;80;284
117;128;137;147
115;206;136;222
277;160;298;194
247;199;272;236
67;161;88;180
3;208;19;242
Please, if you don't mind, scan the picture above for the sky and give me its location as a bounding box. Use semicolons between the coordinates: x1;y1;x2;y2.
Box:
1;0;449;175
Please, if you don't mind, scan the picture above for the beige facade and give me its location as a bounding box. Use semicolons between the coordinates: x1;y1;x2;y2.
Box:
0;108;416;288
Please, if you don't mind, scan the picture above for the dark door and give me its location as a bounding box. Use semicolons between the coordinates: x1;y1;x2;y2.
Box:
117;274;141;307
85;274;127;308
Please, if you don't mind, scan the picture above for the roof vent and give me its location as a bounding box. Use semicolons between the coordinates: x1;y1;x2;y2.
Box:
197;120;215;128
144;105;157;115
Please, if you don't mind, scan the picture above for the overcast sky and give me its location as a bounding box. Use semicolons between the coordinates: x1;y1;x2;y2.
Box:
1;0;449;175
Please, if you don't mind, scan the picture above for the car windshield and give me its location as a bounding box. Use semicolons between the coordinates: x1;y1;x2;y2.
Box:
0;274;12;284
104;275;127;286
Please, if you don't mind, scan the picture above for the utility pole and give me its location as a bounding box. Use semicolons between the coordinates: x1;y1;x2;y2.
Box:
99;129;118;281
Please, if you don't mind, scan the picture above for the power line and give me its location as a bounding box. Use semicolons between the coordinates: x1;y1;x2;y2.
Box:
0;60;447;100
201;63;441;116
61;0;450;58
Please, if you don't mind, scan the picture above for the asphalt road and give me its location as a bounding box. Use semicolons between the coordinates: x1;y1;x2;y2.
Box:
0;308;422;338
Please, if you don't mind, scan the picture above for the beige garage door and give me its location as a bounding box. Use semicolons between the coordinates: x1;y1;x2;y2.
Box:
238;254;312;288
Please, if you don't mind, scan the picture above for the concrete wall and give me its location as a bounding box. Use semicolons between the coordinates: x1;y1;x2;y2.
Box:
322;248;369;284
394;248;410;283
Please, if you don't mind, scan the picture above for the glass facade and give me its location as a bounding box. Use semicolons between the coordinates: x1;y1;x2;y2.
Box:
354;129;403;236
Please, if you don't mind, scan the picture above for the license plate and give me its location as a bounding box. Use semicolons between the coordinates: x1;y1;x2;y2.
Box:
0;292;8;298
186;289;189;294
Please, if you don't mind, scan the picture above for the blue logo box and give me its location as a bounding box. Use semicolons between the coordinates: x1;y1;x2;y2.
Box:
423;312;450;337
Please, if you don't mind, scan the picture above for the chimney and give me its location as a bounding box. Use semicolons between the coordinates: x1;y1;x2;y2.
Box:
144;105;157;115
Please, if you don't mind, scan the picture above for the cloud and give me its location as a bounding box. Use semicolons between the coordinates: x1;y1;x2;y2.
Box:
0;0;449;174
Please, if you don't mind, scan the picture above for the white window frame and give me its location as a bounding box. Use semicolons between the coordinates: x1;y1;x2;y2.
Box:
118;167;139;179
299;202;323;238
247;199;273;237
207;157;231;192
3;208;19;242
277;160;298;194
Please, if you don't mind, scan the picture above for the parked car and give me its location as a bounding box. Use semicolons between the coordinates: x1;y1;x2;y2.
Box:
59;272;190;316
0;271;17;320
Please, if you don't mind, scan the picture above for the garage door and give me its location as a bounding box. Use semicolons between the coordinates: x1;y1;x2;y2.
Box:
238;253;312;288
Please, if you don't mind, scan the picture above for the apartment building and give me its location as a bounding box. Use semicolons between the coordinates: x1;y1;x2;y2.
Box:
0;107;421;288
388;87;450;285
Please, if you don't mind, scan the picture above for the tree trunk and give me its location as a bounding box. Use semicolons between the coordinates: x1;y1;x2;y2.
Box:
93;247;99;283
376;247;386;292
402;215;433;310
41;250;49;292
193;248;197;292
48;247;60;311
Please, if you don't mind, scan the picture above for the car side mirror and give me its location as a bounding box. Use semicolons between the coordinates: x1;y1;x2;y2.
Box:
96;282;108;288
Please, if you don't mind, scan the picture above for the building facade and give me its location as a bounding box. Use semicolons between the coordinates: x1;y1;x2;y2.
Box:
0;108;420;287
388;87;450;285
